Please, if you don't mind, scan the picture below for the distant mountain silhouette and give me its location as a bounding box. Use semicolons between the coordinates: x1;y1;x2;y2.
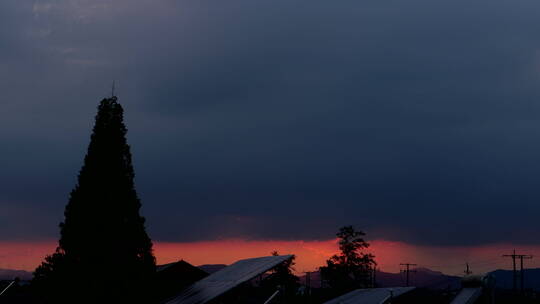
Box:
377;268;460;290
299;268;460;290
0;269;32;280
490;268;540;290
198;264;227;274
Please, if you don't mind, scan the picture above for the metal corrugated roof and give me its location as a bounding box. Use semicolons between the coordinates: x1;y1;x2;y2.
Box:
450;288;482;304
165;255;293;304
323;287;415;304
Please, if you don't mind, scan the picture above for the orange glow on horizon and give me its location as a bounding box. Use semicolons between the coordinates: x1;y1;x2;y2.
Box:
3;239;540;276
154;239;340;273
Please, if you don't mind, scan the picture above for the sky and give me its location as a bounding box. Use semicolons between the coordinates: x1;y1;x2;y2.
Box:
4;239;540;275
2;0;540;273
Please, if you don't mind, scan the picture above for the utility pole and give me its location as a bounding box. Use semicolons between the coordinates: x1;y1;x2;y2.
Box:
305;271;311;296
464;262;472;275
400;263;417;287
372;266;377;288
520;254;533;293
503;250;518;291
503;250;533;293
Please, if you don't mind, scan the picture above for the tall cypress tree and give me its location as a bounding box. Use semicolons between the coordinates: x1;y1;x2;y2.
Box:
33;96;155;303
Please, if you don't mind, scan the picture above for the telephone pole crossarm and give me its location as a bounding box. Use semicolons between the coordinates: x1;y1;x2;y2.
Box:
400;263;417;287
503;250;533;293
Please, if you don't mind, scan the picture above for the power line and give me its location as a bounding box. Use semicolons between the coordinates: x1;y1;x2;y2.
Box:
503;249;533;293
400;263;417;287
421;257;502;270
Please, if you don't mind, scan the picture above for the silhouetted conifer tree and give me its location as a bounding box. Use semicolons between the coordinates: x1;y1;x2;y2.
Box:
33;96;155;303
320;226;375;295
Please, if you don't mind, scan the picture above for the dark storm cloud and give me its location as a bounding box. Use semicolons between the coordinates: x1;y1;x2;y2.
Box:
2;0;540;246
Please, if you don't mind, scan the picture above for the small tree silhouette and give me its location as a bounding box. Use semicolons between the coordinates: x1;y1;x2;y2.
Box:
262;251;299;299
320;226;376;294
33;97;155;303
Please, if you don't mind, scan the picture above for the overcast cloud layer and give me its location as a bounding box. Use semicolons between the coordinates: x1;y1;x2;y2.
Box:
2;0;540;246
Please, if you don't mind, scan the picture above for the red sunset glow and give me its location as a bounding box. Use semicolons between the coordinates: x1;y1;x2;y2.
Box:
3;239;540;276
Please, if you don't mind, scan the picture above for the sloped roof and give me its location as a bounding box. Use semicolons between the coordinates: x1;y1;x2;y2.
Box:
165;255;293;304
157;260;208;275
324;287;415;304
155;260;209;302
450;287;482;304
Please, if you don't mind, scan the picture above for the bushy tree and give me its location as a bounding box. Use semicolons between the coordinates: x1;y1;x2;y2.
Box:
260;251;300;302
320;226;376;294
33;97;155;303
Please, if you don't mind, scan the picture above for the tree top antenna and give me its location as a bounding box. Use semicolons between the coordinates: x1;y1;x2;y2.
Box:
111;80;116;98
